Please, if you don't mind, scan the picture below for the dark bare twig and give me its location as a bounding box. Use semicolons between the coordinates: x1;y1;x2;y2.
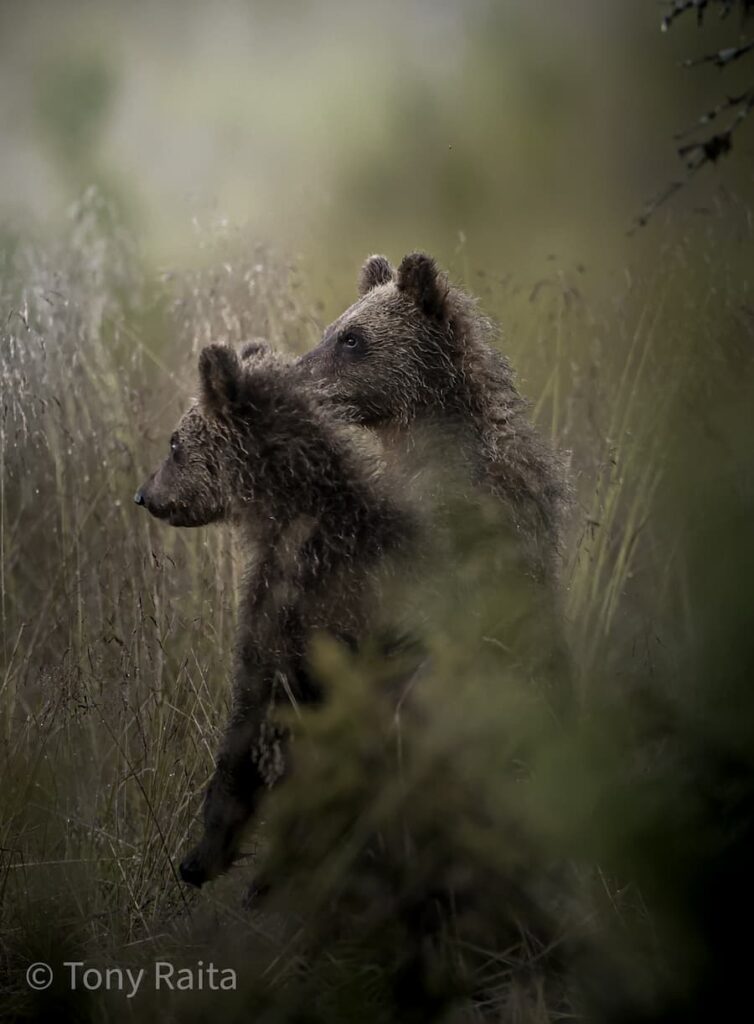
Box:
677;89;754;168
674;89;753;137
661;0;754;32
633;1;753;229
680;38;754;66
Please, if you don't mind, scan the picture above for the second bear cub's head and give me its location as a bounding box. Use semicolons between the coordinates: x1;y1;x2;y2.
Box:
134;345;271;527
297;252;470;425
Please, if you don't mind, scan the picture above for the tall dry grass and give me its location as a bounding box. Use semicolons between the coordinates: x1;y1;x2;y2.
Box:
0;190;752;1022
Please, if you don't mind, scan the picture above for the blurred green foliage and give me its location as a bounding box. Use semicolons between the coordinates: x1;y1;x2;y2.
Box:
34;54;115;170
0;0;751;283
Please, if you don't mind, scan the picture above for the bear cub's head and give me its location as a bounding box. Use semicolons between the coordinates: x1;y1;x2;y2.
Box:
134;345;254;527
297;252;464;425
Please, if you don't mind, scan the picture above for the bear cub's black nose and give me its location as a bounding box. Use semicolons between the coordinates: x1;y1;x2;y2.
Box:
133;490;145;506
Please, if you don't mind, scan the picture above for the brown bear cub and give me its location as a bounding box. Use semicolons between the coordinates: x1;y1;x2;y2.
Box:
135;344;416;887
296;252;569;585
136;254;568;888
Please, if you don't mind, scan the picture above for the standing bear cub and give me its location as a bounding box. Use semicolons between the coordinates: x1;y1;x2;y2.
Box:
135;344;416;887
296;252;569;585
135;253;568;887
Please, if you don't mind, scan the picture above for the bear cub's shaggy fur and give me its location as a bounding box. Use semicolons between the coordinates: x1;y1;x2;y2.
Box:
135;344;415;886
296;252;568;583
135;252;569;887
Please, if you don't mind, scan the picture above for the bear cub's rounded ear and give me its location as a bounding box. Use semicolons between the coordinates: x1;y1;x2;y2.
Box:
239;338;270;362
396;252;449;322
358;254;394;296
199;344;242;416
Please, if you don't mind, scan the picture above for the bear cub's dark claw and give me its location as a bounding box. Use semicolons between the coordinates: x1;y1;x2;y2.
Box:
179;854;208;888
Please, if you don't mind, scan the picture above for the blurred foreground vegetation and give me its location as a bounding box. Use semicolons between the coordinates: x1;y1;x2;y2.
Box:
0;188;751;1022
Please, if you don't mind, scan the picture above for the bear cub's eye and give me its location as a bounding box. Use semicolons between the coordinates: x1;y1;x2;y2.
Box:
338;331;366;356
170;433;181;458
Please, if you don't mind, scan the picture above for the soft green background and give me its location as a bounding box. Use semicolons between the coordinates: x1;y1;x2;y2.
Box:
1;0;752;286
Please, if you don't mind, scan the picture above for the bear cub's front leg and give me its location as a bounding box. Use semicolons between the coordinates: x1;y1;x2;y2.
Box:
135;343;413;887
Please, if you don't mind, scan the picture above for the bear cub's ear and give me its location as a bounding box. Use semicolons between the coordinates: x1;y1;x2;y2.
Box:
358;254;394;296
239;338;270;362
199;344;242;416
396;252;449;322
